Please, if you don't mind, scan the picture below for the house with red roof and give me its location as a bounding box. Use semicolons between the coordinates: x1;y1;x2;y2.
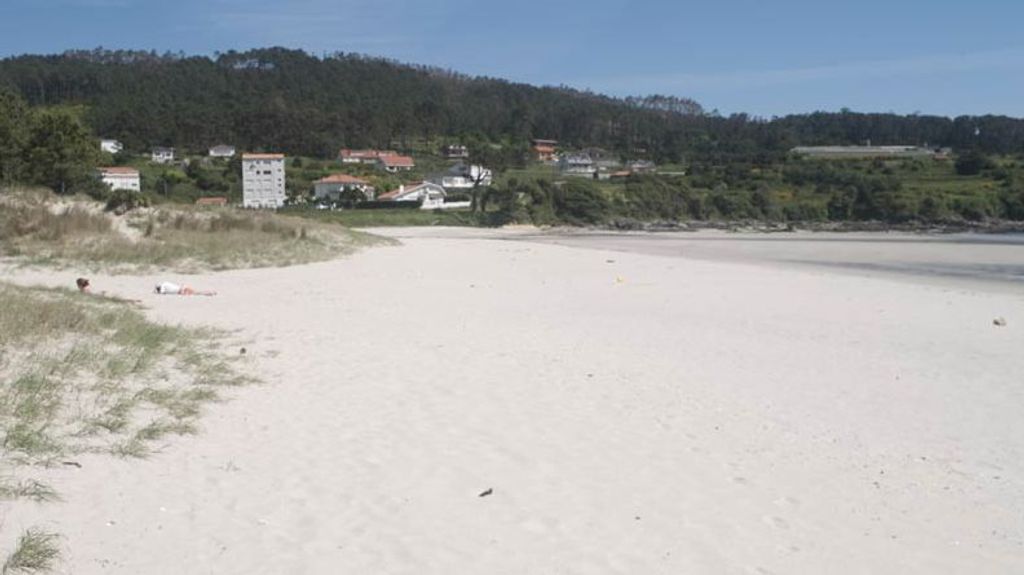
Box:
96;166;140;192
532;139;557;162
339;149;397;164
377;181;447;209
377;154;415;173
195;196;228;206
314;173;375;201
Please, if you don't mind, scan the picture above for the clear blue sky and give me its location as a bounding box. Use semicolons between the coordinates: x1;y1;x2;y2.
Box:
2;0;1022;118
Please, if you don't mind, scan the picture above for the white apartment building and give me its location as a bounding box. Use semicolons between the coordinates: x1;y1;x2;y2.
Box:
96;167;141;192
242;153;286;208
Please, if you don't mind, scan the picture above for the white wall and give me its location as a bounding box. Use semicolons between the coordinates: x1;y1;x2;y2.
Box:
243;158;286;208
100;173;140;192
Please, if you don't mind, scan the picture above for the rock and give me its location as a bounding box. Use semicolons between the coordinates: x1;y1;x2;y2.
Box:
993;317;1007;327
478;488;493;498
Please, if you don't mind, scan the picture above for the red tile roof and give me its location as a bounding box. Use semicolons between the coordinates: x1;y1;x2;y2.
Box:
378;181;426;200
378;154;415;167
195;197;228;206
97;166;139;175
339;149;396;159
315;174;369;185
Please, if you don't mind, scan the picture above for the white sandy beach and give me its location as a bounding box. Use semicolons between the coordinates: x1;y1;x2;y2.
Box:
3;229;1024;574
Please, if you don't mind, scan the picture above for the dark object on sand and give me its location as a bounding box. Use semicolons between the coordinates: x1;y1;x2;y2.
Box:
76;278;90;292
240;347;247;355
478;488;493;498
993;317;1007;327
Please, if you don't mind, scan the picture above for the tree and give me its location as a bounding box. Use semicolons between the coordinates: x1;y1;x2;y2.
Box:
954;151;992;176
23;107;100;194
0;88;30;186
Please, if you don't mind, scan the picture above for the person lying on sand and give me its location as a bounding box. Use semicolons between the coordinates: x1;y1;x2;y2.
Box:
76;277;142;303
155;281;216;296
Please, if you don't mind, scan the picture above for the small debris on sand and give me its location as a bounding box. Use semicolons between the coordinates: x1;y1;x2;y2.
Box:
993;317;1007;327
478;488;493;498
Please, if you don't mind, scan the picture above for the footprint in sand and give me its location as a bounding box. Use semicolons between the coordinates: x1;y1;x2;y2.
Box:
773;496;800;508
762;515;790;530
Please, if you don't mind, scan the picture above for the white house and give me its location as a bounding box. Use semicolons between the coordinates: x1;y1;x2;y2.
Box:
432;162;492;189
151;147;175;163
313;173;375;201
629;160;656;173
100;139;123;154
339;149;397;164
559;153;596;177
443;144;469;159
96;167;140;192
242;153;286;208
377;154;415;173
378;181;447;209
208;144;236;158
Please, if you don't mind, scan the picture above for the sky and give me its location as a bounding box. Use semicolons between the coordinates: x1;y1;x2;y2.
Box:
1;0;1022;118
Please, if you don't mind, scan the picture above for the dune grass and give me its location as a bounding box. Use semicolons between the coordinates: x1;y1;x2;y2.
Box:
0;479;60;503
0;281;252;571
0;282;250;466
1;530;60;575
0;188;388;272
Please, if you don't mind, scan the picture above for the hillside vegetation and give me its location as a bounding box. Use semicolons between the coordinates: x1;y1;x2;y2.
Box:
2;48;1024;163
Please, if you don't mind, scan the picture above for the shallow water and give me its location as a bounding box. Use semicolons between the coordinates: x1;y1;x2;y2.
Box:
514;231;1024;290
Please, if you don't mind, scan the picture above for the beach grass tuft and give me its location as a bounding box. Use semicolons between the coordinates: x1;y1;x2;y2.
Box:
0;479;60;503
2;529;60;574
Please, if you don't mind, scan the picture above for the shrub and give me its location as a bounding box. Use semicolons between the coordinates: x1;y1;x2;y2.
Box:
551;179;610;224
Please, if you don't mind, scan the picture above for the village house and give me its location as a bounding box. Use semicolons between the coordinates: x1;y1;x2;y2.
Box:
313;173;375;201
195;196;228;207
431;162;492;190
532;139;557;162
443;144;469;159
629;160;657;173
339;149;397;164
377;154;415;173
242;153;286;208
377;181;448;209
151;146;175;163
559;153;597;177
96;166;140;192
208;144;236;158
100;139;123;154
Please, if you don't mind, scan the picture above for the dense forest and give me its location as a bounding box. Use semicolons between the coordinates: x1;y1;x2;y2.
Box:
1;48;1024;162
2;47;1024;227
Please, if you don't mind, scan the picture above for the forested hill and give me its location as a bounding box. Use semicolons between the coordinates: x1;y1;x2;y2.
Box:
1;47;1023;160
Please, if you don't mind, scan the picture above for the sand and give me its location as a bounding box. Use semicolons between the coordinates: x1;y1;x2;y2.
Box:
3;229;1023;574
